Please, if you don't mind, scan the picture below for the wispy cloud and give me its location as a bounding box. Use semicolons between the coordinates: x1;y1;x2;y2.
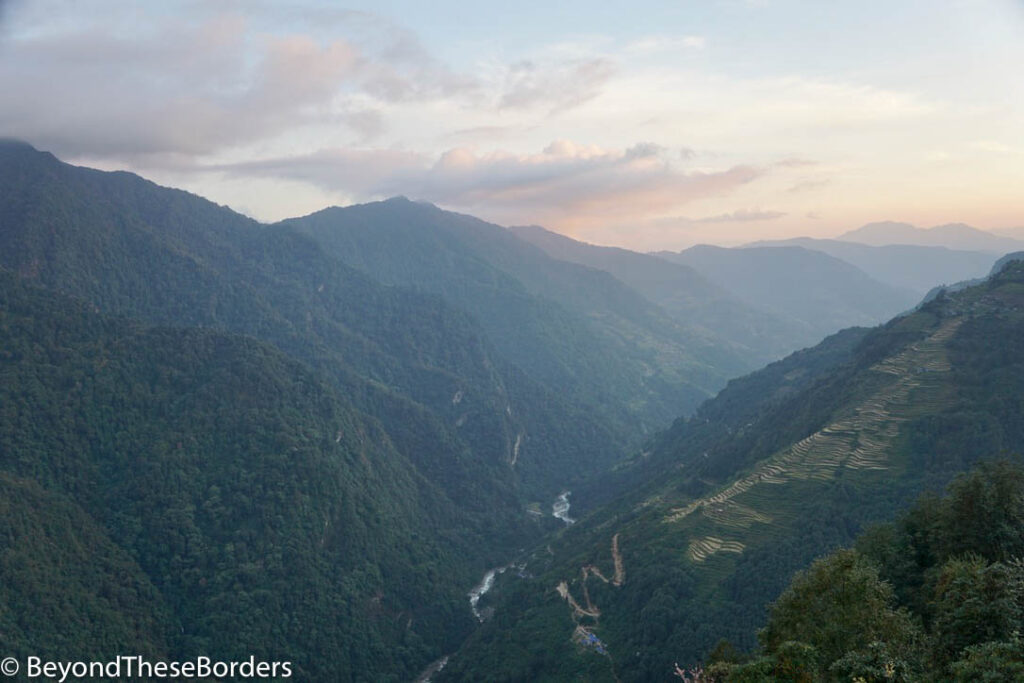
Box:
214;140;767;229
786;179;830;193
498;58;615;113
694;208;787;223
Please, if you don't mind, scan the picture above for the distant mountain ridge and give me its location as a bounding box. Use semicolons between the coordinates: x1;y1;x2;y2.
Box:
745;236;998;295
0;140;642;504
838;220;1024;252
508;224;812;365
655;244;918;344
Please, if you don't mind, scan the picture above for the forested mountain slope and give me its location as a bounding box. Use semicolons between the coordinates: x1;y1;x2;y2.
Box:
0;140;624;512
441;259;1024;682
0;272;483;681
0;140;677;679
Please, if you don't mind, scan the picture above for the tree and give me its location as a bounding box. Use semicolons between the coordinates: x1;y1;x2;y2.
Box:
758;549;923;677
936;462;1024;563
932;556;1023;667
951;637;1024;682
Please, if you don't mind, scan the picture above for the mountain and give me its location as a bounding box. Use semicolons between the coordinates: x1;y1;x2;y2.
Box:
839;221;1024;253
744;237;997;296
917;249;1024;307
507;224;812;365
0;140;683;677
994;226;1024;241
282;199;755;432
440;258;1024;682
655;244;919;345
0;140;641;508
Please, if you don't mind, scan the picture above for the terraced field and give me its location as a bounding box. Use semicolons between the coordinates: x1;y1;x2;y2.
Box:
688;536;746;562
664;317;962;561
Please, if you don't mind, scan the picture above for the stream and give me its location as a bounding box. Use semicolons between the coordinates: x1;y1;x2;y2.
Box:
466;490;576;620
468;565;511;621
553;490;575;525
412;656;448;683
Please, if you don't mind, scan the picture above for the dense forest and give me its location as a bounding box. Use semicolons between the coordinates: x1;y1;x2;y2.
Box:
0;271;486;680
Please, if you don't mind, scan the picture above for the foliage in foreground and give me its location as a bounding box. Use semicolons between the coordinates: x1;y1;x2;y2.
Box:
710;460;1024;681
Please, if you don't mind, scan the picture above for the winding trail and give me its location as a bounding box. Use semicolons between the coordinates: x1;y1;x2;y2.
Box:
553;533;627;650
557;581;600;618
611;534;625;586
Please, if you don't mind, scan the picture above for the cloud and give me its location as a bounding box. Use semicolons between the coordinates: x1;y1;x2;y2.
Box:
210;147;427;196
786;179;830;193
0;17;363;157
693;208;787;223
214;139;767;230
377;141;764;230
773;158;817;168
969;140;1014;154
0;2;621;161
498;58;615;113
0;2;485;159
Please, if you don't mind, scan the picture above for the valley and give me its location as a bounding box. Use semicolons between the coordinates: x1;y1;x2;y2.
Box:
1;140;1021;682
439;261;1024;682
4;3;1023;680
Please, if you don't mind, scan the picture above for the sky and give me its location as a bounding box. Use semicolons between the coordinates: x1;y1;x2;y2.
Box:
1;0;1022;250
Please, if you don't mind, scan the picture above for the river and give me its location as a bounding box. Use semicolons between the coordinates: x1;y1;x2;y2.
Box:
553;490;575;525
468;565;510;621
466;490;575;624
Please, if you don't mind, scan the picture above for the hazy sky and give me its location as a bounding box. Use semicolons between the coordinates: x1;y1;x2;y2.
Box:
2;0;1022;249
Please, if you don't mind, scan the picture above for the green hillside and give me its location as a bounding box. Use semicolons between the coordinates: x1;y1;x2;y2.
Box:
0;140;627;513
0;272;484;680
440;259;1024;682
0;140;673;679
